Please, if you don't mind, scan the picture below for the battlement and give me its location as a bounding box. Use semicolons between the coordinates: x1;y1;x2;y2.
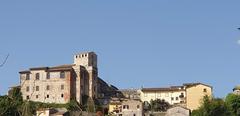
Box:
73;52;97;68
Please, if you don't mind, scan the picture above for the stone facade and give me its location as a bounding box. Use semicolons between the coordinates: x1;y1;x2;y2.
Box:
120;99;143;116
166;106;190;116
19;52;98;104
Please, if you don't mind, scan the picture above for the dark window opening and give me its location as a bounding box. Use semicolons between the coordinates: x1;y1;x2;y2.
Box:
35;73;40;80
36;95;38;99
26;74;30;80
46;85;50;90
46;72;50;79
137;105;140;109
60;72;65;78
46;95;49;98
61;85;64;90
36;86;39;91
203;88;207;92
26;86;29;92
61;94;64;98
26;95;29;99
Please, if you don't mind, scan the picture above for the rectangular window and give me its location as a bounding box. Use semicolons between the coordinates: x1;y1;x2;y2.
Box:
46;94;49;98
60;72;65;78
61;85;64;90
61;94;64;98
46;85;50;90
36;86;39;91
123;105;129;109
137;105;140;109
46;72;50;79
26;74;30;80
36;95;38;99
176;97;179;100
203;88;207;92
171;97;174;100
35;73;40;80
26;86;29;92
26;95;29;99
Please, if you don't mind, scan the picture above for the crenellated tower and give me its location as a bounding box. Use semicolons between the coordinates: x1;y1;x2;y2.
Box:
73;52;98;103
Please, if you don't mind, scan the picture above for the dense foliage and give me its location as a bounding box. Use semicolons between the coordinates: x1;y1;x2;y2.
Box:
225;93;240;116
150;99;170;112
192;96;232;116
0;87;85;116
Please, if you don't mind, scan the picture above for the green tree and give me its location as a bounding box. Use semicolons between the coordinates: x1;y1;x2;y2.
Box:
192;96;231;116
0;87;23;116
150;99;170;112
225;93;240;116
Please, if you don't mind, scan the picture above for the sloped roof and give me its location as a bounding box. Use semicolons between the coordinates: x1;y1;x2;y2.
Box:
183;83;212;88
19;64;75;73
141;87;184;92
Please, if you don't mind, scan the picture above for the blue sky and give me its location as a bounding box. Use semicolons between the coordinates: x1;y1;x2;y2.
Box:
0;0;240;97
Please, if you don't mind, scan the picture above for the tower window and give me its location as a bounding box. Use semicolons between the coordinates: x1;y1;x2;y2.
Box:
35;73;40;80
26;74;30;80
36;95;38;99
46;85;50;90
61;85;64;90
61;94;64;98
46;72;50;79
26;95;29;99
46;94;49;98
26;86;29;92
60;72;65;78
36;86;39;91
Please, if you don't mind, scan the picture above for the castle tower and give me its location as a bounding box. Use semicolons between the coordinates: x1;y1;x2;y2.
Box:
73;52;98;103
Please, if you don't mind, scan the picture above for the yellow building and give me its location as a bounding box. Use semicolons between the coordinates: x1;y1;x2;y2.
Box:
108;98;122;114
140;83;212;111
185;83;212;111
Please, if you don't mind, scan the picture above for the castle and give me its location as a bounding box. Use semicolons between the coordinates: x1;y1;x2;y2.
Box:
19;52;98;104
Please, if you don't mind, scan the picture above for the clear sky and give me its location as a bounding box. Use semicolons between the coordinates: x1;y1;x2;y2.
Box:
0;0;240;97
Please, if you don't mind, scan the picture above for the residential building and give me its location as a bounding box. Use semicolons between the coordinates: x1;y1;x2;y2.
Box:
120;99;143;116
108;98;143;116
19;52;98;104
108;97;122;114
140;86;186;105
120;89;141;100
185;83;212;111
140;83;212;111
166;106;190;116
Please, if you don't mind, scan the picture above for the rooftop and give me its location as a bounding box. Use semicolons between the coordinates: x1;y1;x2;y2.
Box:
19;64;75;73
